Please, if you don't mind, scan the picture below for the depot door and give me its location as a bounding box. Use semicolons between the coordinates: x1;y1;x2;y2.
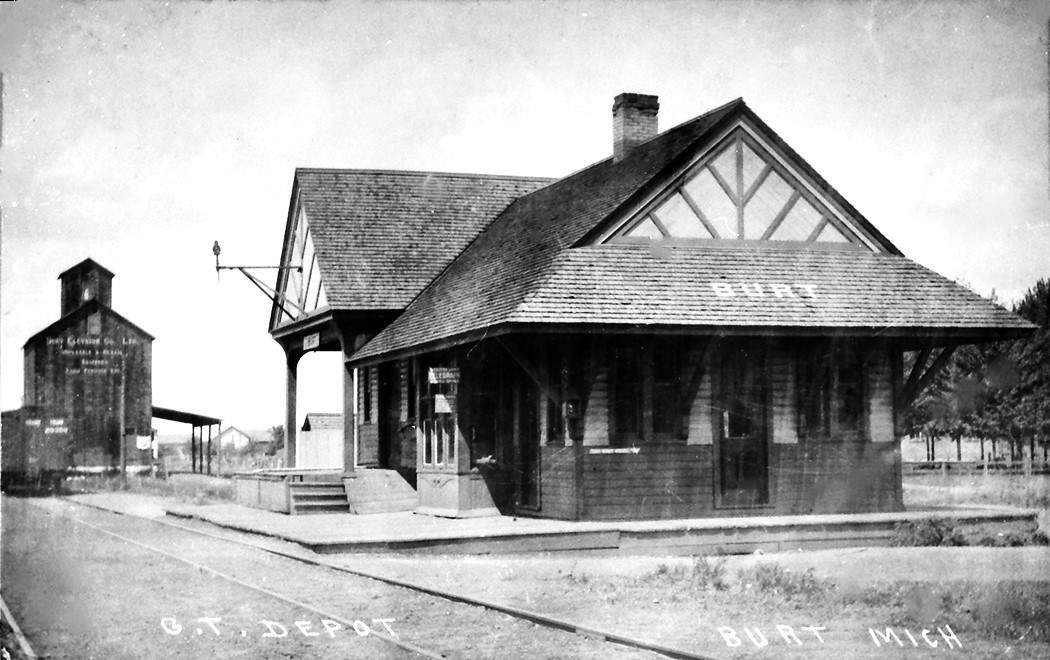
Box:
717;345;769;507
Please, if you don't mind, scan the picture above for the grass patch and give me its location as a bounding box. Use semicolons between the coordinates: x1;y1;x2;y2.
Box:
904;473;1050;510
736;563;835;604
844;581;1050;643
892;518;967;546
974;529;1050;546
891;517;1049;547
567;558;834;608
564;556;731;607
558;557;1050;648
651;556;730;590
63;473;234;504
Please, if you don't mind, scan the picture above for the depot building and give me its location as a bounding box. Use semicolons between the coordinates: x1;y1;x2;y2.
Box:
265;94;1031;520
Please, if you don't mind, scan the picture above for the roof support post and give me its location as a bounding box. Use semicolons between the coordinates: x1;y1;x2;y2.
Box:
285;350;302;470
342;360;356;473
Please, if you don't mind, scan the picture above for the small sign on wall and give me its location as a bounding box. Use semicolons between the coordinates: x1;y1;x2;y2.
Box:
428;367;460;384
434;394;453;414
303;333;320;351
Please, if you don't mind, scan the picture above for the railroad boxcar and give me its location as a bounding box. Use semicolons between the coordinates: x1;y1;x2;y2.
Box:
1;406;73;492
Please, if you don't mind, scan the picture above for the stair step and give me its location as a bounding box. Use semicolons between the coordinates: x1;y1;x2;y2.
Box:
294;501;348;510
290;488;346;496
294;508;348;516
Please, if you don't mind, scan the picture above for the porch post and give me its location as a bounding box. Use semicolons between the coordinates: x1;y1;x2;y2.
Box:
285;350;301;469
343;360;356;473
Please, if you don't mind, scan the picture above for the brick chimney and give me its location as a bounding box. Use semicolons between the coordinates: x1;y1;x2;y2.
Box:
613;93;659;162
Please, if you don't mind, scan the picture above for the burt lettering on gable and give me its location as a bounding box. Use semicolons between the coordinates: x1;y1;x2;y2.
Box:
709;281;818;298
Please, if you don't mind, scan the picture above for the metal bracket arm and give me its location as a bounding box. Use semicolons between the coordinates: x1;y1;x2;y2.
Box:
212;240;302;319
236;267;301;319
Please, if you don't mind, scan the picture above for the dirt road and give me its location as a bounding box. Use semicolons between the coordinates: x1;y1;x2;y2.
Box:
6;493;1050;660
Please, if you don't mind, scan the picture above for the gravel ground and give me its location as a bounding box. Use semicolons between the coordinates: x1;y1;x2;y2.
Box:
2;495;661;660
1;496;412;659
10;492;1050;659
330;551;1050;660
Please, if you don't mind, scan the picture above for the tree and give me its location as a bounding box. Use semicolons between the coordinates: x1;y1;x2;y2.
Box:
265;425;285;457
900;348;954;460
901;279;1049;465
1009;279;1050;464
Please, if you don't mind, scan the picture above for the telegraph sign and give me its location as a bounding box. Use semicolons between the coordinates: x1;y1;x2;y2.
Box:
428;367;460;384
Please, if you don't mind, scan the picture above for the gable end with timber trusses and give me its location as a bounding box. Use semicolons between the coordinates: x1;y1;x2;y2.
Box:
272;200;329;330
598;119;889;252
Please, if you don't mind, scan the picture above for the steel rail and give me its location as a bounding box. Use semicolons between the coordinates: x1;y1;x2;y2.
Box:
0;592;39;660
65;497;723;660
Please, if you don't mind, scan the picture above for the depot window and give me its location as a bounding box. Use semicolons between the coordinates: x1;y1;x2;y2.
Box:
797;341;865;441
609;338;684;445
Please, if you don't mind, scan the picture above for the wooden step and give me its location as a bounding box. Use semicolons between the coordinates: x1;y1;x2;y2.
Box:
290;486;346;497
294;500;348;509
289;482;345;490
291;500;348;514
289;481;348;515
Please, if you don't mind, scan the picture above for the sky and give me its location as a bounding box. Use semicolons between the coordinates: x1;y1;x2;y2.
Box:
1;0;1048;435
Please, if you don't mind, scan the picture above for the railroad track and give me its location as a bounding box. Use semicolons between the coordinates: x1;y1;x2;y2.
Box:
36;498;722;660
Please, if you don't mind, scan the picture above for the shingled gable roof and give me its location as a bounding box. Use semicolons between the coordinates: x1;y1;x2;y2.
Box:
348;99;1033;364
302;412;343;431
282;168;553;318
58;257;115;280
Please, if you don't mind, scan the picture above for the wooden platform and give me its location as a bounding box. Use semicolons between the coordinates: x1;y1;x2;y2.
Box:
163;503;1042;555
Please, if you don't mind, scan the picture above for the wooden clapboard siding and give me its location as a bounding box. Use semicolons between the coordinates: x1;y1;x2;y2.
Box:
581;445;714;520
398;359;409;420
772;442;901;514
583;366;608;446
397;359;417;468
539;445;578;519
418;335;906;522
769;349;798;444
357;423;379;466
357;363;381;467
686;364;713;445
867;345;895;443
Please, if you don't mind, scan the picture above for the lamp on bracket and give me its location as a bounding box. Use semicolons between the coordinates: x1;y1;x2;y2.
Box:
212;240;302;319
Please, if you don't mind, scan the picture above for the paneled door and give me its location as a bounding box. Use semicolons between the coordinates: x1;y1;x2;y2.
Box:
717;345;770;507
